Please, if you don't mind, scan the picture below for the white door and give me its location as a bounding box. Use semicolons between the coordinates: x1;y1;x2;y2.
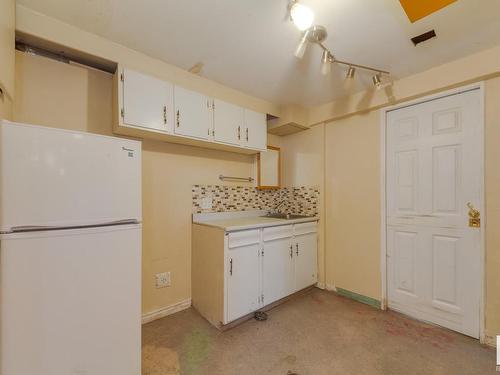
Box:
174;86;211;140
294;232;318;291
213;99;244;146
262;237;294;305
122;68;174;133
386;88;482;338
244;109;267;151
0;225;142;375
0;121;141;232
226;244;260;322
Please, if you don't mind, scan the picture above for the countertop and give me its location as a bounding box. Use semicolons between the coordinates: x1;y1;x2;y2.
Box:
192;210;319;232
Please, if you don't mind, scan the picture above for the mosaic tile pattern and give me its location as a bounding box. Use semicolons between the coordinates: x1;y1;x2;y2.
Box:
192;185;320;216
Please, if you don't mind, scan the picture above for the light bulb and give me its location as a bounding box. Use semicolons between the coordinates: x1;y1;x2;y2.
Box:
290;2;314;31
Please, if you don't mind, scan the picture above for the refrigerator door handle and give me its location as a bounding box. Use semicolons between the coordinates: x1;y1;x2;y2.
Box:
6;219;141;233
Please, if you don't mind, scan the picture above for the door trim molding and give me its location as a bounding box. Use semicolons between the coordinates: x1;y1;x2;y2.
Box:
379;82;486;341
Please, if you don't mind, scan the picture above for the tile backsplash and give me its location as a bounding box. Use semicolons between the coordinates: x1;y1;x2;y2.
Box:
192;185;320;216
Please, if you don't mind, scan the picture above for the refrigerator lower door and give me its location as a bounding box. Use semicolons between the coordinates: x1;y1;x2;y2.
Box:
0;120;142;232
0;224;141;375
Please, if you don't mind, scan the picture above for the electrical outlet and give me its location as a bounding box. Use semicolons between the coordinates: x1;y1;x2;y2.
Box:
201;197;213;210
155;272;171;288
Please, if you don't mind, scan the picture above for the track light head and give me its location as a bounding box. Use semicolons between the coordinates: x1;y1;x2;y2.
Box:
320;50;332;75
372;73;382;89
294;30;310;59
346;66;356;79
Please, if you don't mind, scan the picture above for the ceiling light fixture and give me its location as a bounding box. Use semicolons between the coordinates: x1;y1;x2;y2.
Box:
320;50;333;75
290;1;314;31
346;66;356;79
372;73;382;89
288;2;390;88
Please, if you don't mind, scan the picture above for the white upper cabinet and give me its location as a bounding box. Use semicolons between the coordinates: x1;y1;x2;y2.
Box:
213;99;244;146
122;68;174;133
114;66;267;153
244;109;267;151
174;86;211;140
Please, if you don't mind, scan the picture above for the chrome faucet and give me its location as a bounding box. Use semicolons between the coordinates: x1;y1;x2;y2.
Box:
273;200;287;213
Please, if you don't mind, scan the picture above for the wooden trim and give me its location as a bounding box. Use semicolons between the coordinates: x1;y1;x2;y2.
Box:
141;298;192;324
257;145;281;190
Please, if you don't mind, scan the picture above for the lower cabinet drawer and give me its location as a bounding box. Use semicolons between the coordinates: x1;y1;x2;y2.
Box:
294;221;318;236
228;229;260;249
263;225;293;242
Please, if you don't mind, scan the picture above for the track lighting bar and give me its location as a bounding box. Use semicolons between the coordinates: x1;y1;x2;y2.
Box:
317;43;389;75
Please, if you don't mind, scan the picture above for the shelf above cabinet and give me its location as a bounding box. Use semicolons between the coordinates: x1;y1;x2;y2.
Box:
112;66;268;154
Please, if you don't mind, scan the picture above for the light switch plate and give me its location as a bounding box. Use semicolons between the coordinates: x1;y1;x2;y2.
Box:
155;272;171;288
201;197;213;210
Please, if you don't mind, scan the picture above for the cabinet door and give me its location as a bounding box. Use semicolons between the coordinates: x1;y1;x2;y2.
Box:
244;109;267;151
262;238;294;306
122;68;173;133
226;244;260;322
213;99;244;146
173;86;211;140
294;232;318;291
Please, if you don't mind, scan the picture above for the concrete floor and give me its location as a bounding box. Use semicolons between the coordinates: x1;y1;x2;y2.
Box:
142;289;496;375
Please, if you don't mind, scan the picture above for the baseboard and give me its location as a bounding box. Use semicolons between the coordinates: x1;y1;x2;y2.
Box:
335;287;382;310
141;298;192;324
482;334;497;348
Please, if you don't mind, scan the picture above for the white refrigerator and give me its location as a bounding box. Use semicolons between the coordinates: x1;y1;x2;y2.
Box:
0;120;142;375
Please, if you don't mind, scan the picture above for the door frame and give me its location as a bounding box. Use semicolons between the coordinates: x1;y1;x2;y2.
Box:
379;82;486;341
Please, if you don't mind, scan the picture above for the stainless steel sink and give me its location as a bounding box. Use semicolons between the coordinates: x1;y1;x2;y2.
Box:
260;213;311;220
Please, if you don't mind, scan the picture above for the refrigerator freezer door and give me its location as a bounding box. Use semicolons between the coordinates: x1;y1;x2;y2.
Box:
0;120;141;232
0;224;142;375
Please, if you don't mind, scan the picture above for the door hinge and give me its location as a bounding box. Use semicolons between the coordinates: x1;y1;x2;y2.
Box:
261;294;264;304
261;248;264;256
212;129;215;136
120;108;124;118
120;73;124;82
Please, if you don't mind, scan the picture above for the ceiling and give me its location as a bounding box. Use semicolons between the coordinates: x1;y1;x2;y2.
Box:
16;0;500;107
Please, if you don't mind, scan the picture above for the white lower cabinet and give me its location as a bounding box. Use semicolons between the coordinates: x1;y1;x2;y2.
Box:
192;220;318;328
226;243;261;322
294;232;318;291
262;225;294;306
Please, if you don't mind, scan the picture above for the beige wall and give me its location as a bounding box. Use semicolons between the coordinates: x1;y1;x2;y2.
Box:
0;0;15;120
13;51;255;315
324;111;381;298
